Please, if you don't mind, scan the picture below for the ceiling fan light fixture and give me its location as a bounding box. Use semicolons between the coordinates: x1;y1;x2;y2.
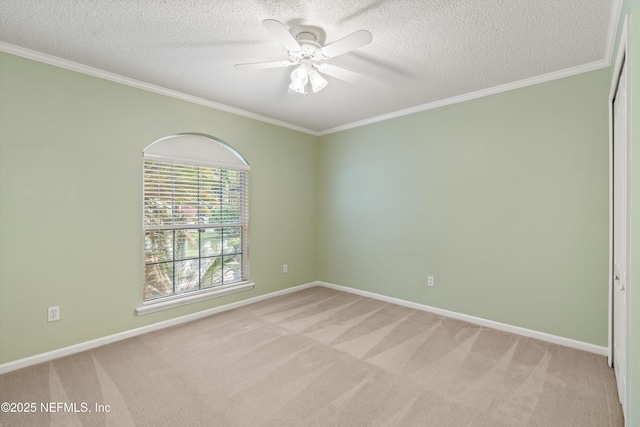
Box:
288;80;307;95
289;65;309;95
308;68;328;93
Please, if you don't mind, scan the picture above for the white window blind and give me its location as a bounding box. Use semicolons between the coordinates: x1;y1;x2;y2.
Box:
142;134;250;302
143;161;249;230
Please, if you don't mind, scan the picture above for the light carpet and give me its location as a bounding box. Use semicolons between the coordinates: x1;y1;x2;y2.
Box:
0;286;624;426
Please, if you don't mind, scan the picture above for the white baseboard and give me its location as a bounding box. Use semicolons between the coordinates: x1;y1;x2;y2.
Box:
0;281;320;375
317;281;608;356
0;280;607;374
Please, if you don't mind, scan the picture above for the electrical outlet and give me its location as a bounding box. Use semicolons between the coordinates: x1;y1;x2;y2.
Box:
48;306;60;322
283;264;288;273
427;276;435;287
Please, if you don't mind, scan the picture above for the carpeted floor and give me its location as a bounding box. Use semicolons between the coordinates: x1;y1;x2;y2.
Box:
0;286;624;426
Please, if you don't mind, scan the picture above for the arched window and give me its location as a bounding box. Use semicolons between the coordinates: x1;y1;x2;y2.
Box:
140;133;251;311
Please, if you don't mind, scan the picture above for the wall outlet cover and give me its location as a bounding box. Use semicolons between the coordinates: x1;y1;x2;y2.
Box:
48;306;60;322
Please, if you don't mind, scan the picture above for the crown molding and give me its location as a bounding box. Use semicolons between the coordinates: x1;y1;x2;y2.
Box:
317;59;610;136
605;0;624;66
1;13;618;139
0;42;321;137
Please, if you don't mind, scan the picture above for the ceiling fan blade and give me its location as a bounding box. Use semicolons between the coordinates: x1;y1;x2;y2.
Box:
262;19;302;52
317;63;363;83
235;60;296;70
320;30;373;58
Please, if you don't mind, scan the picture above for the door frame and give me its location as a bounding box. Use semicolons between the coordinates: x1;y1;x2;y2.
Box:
608;12;629;416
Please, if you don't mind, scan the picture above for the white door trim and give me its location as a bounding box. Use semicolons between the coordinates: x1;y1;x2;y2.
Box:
608;12;630;419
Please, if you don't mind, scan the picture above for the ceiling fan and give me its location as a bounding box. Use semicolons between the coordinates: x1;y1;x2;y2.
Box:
235;19;373;95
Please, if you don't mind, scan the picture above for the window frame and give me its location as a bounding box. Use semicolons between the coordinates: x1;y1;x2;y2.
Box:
137;133;253;315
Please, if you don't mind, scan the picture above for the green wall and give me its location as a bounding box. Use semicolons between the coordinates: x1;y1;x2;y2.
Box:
0;39;619;406
614;1;639;423
317;69;611;346
0;52;318;364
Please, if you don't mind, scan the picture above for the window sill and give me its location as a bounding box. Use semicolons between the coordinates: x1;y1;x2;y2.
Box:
135;282;255;316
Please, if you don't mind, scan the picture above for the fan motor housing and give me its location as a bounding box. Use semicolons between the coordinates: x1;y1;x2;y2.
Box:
291;32;324;61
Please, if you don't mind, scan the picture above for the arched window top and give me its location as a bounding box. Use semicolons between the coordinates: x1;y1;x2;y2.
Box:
144;133;249;171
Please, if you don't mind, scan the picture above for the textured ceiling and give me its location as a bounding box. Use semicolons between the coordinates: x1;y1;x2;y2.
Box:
0;0;618;134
